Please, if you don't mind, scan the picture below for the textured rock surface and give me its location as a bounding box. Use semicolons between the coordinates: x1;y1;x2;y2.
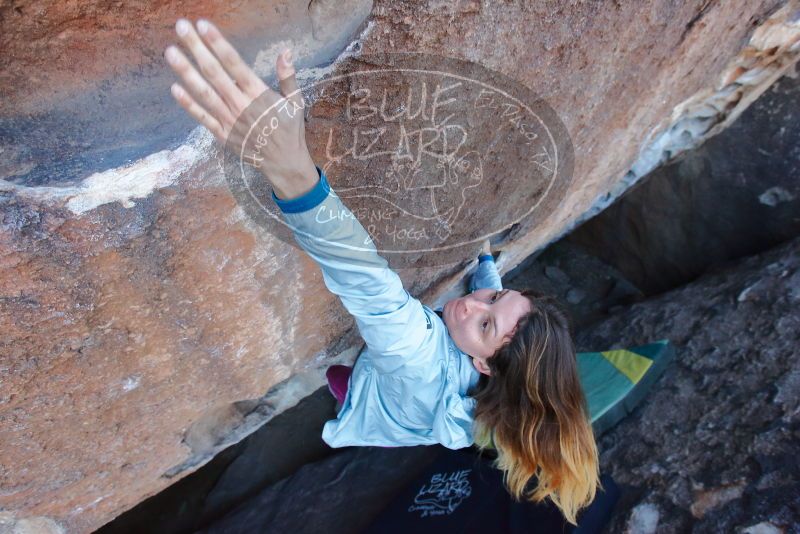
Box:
0;0;373;185
569;68;800;295
577;236;800;532
2;1;800;532
94;387;341;534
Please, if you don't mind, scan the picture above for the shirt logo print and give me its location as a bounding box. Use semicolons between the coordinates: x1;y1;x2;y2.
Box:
408;469;472;517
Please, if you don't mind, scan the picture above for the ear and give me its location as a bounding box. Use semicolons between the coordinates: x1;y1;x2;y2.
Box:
472;357;492;376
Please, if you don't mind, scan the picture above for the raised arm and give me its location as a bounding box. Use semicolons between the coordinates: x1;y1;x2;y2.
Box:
164;19;429;360
469;239;503;292
272;166;429;358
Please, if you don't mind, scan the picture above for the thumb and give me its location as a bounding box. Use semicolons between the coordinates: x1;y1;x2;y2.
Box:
277;48;301;107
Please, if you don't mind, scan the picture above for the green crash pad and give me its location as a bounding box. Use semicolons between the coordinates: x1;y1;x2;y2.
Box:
579;339;674;437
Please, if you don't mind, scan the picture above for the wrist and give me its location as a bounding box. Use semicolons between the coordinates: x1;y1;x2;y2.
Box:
271;165;330;214
270;157;319;200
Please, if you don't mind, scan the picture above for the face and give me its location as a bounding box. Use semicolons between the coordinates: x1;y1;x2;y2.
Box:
443;288;532;376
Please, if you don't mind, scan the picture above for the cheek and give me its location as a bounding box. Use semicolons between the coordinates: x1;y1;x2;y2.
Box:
453;325;477;354
457;326;475;348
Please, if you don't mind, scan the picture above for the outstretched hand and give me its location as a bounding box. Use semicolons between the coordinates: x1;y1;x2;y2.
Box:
164;18;318;199
480;239;492;257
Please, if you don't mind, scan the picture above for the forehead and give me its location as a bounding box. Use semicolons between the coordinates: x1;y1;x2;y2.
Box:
497;290;531;334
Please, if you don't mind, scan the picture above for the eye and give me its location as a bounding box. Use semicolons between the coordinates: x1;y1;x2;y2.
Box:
481;320;489;331
490;291;499;303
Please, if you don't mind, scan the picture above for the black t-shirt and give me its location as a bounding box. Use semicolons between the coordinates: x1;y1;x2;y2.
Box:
364;447;619;534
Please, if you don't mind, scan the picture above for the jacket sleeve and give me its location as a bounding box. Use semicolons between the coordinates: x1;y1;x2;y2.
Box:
468;254;503;292
273;166;429;367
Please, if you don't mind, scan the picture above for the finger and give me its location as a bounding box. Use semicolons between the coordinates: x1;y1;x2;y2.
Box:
196;19;270;99
170;82;226;141
165;45;237;129
277;49;302;107
175;18;248;114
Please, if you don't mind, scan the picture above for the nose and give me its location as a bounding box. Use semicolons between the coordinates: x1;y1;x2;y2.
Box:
463;295;488;317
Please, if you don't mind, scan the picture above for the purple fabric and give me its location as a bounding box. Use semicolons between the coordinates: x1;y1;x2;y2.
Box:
326;365;353;406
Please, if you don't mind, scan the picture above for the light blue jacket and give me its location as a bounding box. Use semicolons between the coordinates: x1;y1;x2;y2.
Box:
273;166;503;449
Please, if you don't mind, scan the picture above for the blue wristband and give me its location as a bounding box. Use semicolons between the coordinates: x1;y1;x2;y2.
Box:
271;166;330;214
478;254;494;263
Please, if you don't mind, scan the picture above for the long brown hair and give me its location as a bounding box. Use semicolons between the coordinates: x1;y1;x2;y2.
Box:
472;289;600;525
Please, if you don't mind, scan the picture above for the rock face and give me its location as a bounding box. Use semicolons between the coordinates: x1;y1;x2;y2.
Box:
2;1;800;532
576;236;800;532
568;69;800;295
